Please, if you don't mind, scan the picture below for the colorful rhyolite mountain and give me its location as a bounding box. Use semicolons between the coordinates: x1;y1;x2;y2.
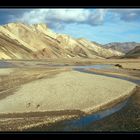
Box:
0;23;124;59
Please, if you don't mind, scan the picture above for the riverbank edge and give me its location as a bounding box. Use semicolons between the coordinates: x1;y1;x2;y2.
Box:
83;85;138;115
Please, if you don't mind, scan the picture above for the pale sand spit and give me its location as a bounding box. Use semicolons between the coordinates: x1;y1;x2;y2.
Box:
0;71;136;114
0;68;14;75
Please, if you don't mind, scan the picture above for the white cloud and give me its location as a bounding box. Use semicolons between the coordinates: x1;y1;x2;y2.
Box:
88;9;108;25
110;9;140;21
10;9;107;29
10;8;140;29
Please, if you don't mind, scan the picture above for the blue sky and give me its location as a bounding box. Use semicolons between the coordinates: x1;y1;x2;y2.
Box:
0;9;140;44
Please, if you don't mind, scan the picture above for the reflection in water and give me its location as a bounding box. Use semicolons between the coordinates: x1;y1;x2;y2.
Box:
58;100;128;131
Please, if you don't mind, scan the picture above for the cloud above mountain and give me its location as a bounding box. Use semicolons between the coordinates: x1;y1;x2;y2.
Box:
8;9;140;29
9;9;108;28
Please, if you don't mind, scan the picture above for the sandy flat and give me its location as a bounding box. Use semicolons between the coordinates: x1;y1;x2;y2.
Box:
120;63;140;69
0;71;136;114
0;68;14;75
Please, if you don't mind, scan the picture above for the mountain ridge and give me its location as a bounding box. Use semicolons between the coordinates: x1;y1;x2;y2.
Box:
0;22;124;60
104;42;140;53
125;46;140;58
